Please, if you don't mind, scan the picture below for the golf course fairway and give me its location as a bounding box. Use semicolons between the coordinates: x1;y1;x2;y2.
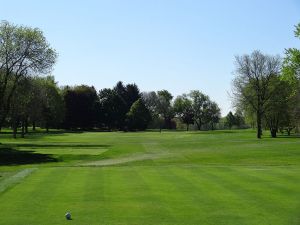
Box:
0;130;299;225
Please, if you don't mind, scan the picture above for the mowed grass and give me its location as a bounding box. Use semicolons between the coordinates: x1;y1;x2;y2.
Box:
0;130;299;225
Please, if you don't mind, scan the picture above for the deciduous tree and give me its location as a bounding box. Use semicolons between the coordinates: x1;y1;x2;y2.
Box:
0;21;57;129
232;50;281;138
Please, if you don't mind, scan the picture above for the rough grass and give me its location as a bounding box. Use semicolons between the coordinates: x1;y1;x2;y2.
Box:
0;129;299;225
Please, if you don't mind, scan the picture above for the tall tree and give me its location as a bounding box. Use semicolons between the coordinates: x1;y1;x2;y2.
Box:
142;91;159;118
125;83;141;109
39;76;64;132
264;78;291;137
126;99;151;131
282;23;300;132
157;90;174;130
99;88;125;130
0;21;57;129
174;94;194;131
189;90;209;130
9;77;32;138
63;85;99;129
232;50;281;138
204;101;221;130
225;111;235;129
112;81;141;130
234;110;246;128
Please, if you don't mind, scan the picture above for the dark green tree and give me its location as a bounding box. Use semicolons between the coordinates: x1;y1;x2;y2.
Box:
157;90;174;130
204;101;221;130
225;111;235;129
174;94;194;131
189;90;209;130
63;85;99;129
39;77;64;132
99;88;126;130
126;99;151;131
112;81;141;130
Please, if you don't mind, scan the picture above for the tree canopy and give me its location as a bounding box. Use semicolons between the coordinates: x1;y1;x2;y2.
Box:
0;21;57;129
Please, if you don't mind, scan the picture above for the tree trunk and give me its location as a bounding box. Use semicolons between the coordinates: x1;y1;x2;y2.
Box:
21;121;25;138
186;124;189;131
270;128;277;138
32;121;36;131
13;121;17;139
196;121;201;130
25;118;28;134
256;111;262;139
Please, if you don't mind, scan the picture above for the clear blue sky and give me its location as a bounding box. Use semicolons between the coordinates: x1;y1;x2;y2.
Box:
1;0;299;115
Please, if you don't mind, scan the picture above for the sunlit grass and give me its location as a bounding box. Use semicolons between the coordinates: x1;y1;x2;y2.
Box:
0;130;299;225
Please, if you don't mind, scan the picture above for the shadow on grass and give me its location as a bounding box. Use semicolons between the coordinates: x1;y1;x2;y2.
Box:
0;147;57;166
10;144;110;148
189;130;242;134
268;135;300;139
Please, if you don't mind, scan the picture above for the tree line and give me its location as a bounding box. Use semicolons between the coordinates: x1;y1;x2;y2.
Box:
0;74;225;137
0;21;225;137
1;20;299;138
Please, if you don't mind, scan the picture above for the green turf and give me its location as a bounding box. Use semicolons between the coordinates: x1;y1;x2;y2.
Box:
0;130;299;225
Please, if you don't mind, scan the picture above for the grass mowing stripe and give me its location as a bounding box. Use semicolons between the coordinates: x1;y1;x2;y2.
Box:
123;166;176;225
0;168;37;194
138;166;215;224
137;167;187;224
237;167;300;222
82;167;109;224
170;166;255;225
180;166;277;224
156;166;225;225
240;167;300;195
202;167;295;225
93;167;174;225
225;166;300;209
46;167;91;225
12;168;71;225
0;130;299;225
0;168;61;224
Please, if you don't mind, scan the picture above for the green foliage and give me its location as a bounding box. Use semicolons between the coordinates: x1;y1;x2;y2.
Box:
39;77;64;131
174;94;194;130
264;78;292;137
232;50;281;138
282;23;300;132
156;90;174;129
189;90;209;130
0;21;57;127
225;111;235;129
98;81;141;130
126;99;151;130
294;23;300;38
189;90;221;130
63;85;99;129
